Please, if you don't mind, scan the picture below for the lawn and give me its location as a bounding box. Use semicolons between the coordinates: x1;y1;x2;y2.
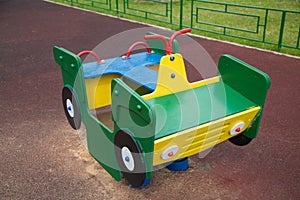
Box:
50;0;300;56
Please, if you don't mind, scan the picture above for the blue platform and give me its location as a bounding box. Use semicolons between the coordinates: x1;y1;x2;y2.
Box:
82;52;162;91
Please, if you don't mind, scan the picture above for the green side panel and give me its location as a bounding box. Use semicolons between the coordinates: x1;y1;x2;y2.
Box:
218;55;271;138
111;78;155;178
53;46;82;87
53;46;87;115
146;81;257;139
53;46;122;181
146;32;179;55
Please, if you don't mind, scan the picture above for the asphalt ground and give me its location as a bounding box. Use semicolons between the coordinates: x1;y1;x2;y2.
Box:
0;0;299;199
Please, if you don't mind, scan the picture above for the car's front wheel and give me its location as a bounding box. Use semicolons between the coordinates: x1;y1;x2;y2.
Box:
114;130;150;188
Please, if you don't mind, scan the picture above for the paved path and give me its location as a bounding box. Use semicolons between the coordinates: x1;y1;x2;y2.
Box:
1;0;299;199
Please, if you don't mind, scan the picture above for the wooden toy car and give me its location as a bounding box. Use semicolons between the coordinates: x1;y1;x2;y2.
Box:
53;28;270;188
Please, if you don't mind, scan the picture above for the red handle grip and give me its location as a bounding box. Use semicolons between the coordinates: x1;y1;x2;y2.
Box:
77;51;101;64
178;28;192;34
125;42;151;58
144;35;171;55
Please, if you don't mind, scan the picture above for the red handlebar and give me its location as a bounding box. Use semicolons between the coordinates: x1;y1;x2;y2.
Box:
144;28;192;55
77;29;192;63
125;42;151;58
144;35;171;55
77;51;102;64
169;28;192;54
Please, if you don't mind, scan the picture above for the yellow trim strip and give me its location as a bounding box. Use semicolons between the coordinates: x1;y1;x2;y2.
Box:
143;75;220;100
190;76;220;89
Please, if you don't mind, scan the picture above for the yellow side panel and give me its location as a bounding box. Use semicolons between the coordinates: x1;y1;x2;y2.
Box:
142;53;220;100
142;54;190;101
85;74;121;110
153;106;260;166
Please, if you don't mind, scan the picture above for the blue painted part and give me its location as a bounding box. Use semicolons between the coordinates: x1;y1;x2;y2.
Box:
167;158;189;171
82;52;162;91
139;178;151;188
130;178;151;189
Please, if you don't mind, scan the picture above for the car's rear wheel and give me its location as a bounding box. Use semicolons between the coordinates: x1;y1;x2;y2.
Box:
229;134;252;146
62;87;81;130
114;130;150;188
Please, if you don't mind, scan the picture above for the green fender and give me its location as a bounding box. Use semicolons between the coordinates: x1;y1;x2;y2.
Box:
111;78;156;179
53;46;122;181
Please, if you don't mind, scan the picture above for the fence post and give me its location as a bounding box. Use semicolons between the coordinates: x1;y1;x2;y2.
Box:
297;27;300;49
116;0;119;14
179;0;183;30
190;0;194;28
277;11;286;52
170;0;173;24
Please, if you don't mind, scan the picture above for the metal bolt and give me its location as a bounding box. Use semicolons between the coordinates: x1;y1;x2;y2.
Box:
59;56;63;60
114;90;119;95
171;73;176;79
170;56;175;61
137;104;142;110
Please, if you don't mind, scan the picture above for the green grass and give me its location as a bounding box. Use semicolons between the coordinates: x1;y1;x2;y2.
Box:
51;0;300;56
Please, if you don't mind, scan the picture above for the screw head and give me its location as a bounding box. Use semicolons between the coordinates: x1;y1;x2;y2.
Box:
171;73;176;79
170;56;175;61
114;90;119;95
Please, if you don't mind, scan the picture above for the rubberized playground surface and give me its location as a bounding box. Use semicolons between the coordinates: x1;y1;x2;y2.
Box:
1;0;299;199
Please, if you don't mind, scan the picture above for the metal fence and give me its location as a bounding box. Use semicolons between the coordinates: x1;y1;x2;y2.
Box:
62;0;300;53
191;0;300;52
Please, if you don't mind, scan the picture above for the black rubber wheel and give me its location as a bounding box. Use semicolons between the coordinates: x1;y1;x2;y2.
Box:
62;87;81;130
114;130;148;188
229;134;252;146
